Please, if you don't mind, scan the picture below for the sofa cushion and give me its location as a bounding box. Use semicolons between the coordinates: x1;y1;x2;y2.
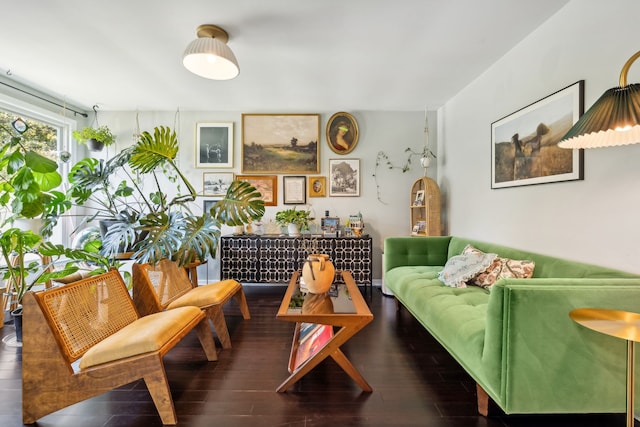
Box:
438;251;497;288
462;244;535;289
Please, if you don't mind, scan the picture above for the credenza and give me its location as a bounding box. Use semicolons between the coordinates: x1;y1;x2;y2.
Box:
220;234;373;286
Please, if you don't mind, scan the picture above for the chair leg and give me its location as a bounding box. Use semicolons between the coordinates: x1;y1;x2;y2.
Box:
143;363;177;425
194;318;218;361
234;287;251;320
207;306;232;349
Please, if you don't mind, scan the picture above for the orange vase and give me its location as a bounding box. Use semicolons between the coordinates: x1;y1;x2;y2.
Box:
302;254;335;294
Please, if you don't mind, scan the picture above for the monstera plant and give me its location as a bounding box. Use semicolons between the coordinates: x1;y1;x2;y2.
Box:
68;125;265;266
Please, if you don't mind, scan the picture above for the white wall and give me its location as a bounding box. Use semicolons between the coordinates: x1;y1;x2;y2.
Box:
440;0;640;273
97;110;437;280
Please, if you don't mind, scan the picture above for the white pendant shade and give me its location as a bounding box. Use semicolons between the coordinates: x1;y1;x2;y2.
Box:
183;25;240;80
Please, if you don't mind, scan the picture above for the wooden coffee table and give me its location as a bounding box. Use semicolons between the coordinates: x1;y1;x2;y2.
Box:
276;270;374;392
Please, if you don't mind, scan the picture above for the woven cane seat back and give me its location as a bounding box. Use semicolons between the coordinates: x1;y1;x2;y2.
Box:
136;259;194;309
34;270;138;363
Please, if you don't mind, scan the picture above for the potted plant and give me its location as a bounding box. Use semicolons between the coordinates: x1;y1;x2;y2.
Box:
68;125;265;266
72;125;116;152
275;207;312;236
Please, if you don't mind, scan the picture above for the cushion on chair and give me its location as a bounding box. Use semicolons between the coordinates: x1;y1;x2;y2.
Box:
79;306;203;369
166;279;241;310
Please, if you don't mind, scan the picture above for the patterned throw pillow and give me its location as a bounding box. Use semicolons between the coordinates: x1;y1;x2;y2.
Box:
438;251;497;288
462;244;535;289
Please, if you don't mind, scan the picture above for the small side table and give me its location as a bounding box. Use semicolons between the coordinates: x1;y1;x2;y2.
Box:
570;308;640;427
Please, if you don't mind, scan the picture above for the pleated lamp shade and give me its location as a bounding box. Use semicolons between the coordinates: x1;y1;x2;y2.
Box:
558;51;640;149
183;25;239;80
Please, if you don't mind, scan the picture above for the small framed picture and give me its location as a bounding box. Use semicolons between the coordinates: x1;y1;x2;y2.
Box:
202;172;234;196
329;158;360;197
202;198;221;213
326;112;359;154
236;175;277;206
283;176;306;204
196;122;233;168
413;190;425;206
308;176;326;197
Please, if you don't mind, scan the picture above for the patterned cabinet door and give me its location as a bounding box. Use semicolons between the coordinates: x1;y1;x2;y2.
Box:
220;235;260;282
333;237;373;285
259;236;297;283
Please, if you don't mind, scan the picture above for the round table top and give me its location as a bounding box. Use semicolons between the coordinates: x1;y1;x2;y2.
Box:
570;308;640;343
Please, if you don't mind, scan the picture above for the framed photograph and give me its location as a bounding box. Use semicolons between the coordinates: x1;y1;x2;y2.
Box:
308;176;326;197
236;175;277;206
202;172;233;196
241;114;320;173
196;122;233;168
329;158;360;197
326;112;359;154
413;190;425;206
283;176;306;205
202;198;221;213
491;81;584;189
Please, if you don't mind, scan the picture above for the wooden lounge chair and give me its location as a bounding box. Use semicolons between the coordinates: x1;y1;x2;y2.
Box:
22;269;217;425
132;259;250;349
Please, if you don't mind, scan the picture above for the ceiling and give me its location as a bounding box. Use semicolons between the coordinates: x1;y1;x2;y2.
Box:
0;0;569;113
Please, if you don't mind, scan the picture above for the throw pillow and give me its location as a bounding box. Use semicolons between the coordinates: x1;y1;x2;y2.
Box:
462;244;535;289
438;251;497;288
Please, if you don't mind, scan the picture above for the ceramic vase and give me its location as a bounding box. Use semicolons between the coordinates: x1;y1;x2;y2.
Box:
287;223;300;236
302;254;335;294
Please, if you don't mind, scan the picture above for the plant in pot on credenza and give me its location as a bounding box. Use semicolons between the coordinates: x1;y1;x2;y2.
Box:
68;125;265;266
275;207;312;237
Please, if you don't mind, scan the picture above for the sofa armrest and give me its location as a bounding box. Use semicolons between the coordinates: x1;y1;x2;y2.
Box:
383;236;451;273
484;277;640;414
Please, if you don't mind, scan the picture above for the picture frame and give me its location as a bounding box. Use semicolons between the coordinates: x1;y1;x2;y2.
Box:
283;176;306;205
329;158;360;197
236;174;277;206
202;172;234;196
202;198;221;213
308;176;326;197
491;81;584;189
196;122;234;168
326;112;359;154
241;113;320;174
413;190;425;206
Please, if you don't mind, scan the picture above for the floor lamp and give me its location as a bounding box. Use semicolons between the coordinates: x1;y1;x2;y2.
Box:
560;50;640;427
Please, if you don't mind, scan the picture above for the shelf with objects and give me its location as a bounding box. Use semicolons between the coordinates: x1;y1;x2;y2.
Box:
410;176;441;236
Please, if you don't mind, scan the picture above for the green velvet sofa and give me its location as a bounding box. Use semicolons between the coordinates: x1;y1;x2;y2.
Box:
383;236;640;415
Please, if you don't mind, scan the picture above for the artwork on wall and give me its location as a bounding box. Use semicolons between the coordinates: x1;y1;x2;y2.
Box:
202;198;221;213
329;158;360;197
202;172;234;196
241;114;320;174
326;112;359;154
283;176;306;204
196;122;233;168
236;174;277;206
308;176;326;197
491;80;584;189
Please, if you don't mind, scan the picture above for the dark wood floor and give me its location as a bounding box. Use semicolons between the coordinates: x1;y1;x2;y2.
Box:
0;285;631;426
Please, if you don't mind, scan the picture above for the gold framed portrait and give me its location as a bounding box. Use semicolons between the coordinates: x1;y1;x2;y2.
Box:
326;112;359;155
308;176;326;197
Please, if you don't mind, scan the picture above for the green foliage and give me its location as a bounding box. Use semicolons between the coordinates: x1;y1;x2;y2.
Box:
72;125;116;146
210;180;265;226
275;207;312;230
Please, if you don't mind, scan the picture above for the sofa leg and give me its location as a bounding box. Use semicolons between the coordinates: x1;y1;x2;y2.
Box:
476;383;489;416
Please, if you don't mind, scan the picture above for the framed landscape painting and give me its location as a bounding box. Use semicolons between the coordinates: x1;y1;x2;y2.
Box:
202;172;233;196
236;175;277;206
241;114;320;174
329;159;360;197
491;81;584;189
196;122;233;168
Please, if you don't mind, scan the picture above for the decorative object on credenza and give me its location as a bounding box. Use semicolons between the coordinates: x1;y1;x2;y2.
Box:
241;114;320;173
183;24;239;80
559;51;640;149
302;253;335;294
491;80;584;189
329;158;360;196
326;112;359;155
275;207;312;236
196;122;233;168
283;176;306;204
347;212;364;237
308;176;326;197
